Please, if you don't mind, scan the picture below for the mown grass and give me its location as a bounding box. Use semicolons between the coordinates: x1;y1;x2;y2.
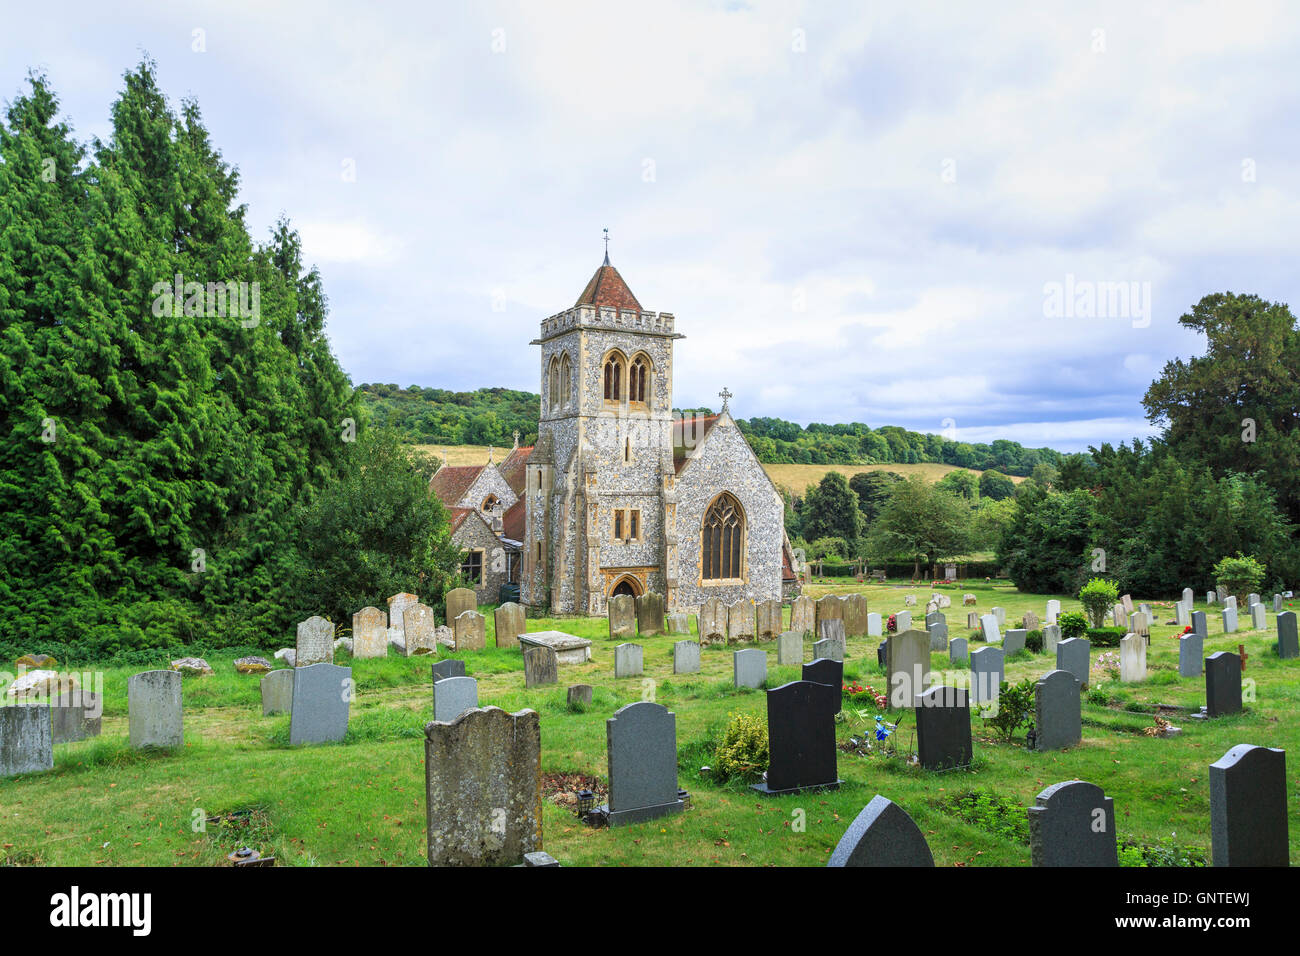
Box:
2;582;1297;866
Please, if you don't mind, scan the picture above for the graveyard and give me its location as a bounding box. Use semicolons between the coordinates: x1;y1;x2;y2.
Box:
2;578;1295;867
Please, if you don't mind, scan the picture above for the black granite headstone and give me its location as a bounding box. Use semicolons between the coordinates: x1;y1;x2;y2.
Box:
1205;651;1242;717
877;641;888;669
753;680;841;796
802;657;843;689
914;685;972;770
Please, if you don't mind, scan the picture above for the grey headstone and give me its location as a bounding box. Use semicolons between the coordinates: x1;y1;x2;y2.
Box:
1003;629;1026;656
734;648;767;689
1205;651;1242;717
915;685;971;770
604;701;684;826
925;611;943;629
1034;670;1081;751
453;609;486;651
1273;593;1283;614
969;646;1003;705
50;690;103;745
818;618;845;644
992;606;1006;627
887;629;931;708
673;640;701;674
895;610;912;632
0;706;53;777
949;637;968;664
1042;624;1061;655
776;630;802;667
523;851;560;867
967;611;980;629
296;615;334;667
1027;780;1117;867
667;612;693;636
636;592;666;637
928;621;949;652
433;675;479;723
826;795;934;867
523;646;558;687
1277;611;1298;659
288;662;351;745
1222;607;1238;634
494;602;526;649
386;592;419;642
699;598;728;645
867;612;882;636
432;659;467;683
1178;632;1203;677
1119;633;1146;682
1192;610;1208;639
608;594;637;641
1182;587;1194;609
1175;601;1190;627
1056;637;1090;687
979;613;1000;643
812;635;845;663
567;684;593;707
614;643;643;678
1250;603;1266;631
424;707;540;866
1209;744;1289;867
128;670;183;749
260;669;294;716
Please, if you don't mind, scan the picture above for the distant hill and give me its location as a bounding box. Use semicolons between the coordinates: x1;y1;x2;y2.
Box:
361;384;1064;476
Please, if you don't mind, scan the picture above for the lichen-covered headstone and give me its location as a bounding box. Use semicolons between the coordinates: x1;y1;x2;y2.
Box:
842;594;868;637
523;646;558;688
635;593;665;637
404;603;440;656
776;631;802;667
0;706;53;777
699;598;728;645
352;606;388;659
608;594;636;640
727;601;755;643
445;588;477;626
128;670;183;749
814;595;843;637
260;669;294;716
755;600;782;642
296;616;334;667
454;610;486;651
494;602;526;649
666;612;692;636
790;595;815;637
387;592;419;644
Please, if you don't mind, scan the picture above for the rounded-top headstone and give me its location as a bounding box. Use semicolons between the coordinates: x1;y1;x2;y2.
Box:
827;795;934;867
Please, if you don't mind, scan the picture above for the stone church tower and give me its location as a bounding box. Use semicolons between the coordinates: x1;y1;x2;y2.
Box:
520;251;789;615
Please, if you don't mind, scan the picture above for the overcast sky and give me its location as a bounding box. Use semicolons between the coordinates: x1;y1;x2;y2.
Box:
7;1;1299;452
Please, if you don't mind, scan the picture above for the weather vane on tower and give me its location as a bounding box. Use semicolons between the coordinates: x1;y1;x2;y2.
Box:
603;227;610;264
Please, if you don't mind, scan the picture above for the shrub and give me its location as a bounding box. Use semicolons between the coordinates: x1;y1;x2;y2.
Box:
1025;629;1044;653
1085;626;1128;648
714;712;769;782
1057;611;1088;640
979;677;1037;742
1212;553;1266;607
1078;577;1120;627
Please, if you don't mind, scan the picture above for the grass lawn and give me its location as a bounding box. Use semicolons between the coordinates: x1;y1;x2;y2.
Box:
2;579;1296;867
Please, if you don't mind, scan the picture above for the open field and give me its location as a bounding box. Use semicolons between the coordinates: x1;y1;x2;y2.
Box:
412;444;1021;496
2;580;1295;867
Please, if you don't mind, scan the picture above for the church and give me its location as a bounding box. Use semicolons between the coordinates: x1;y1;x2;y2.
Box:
516;249;798;615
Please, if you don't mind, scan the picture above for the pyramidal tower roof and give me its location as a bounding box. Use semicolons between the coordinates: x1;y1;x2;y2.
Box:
575;252;642;311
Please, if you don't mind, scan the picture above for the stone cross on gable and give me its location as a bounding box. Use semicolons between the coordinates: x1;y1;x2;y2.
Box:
719;387;733;414
513;430;519;449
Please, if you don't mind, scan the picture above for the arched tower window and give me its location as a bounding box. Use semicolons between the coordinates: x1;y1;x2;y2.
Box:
603;351;626;402
547;356;561;412
702;493;745;581
559;353;572;408
629;354;650;405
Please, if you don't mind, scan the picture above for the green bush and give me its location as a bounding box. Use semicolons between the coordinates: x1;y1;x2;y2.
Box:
714;712;769;782
1212;553;1266;607
1085;626;1128;648
1025;629;1044;653
1057;611;1088;640
979;677;1037;742
1078;577;1120;628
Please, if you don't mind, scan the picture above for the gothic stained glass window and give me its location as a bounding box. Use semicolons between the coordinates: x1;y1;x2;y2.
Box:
702;493;744;580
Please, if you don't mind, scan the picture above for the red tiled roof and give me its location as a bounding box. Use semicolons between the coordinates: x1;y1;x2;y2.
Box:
498;445;534;496
576;259;642;311
447;507;473;533
501;499;526;542
672;414;719;474
429;465;484;507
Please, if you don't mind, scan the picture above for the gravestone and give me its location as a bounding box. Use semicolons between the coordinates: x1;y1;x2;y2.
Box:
969;646;1004;705
424;707;541;866
636;592;666;637
454;610;487;651
1121;594;1134;615
1274;593;1283;614
352;606;388;659
915;685;971;770
445;587;477;626
50;690;103;745
128;670;183;749
1056;638;1090;687
0;706;53;777
494;602;526;649
1042;624;1061;654
1277;611;1299;659
842;594;869;637
867;612;882;636
776;631;802;667
404;603;439;656
949;637;968;664
288;663;351;745
818;617;846;644
1112;603;1126;627
260;669;294;716
813;635;845;663
386;592;419;644
1209;744;1289;867
1250;603;1266;631
803;657;843;689
1119;634;1146;682
1248;593;1261;609
928;621;949;652
1192;610;1208;639
433;675;479;723
895;610;912;632
1003;629;1026;656
614;643;643;678
608;594;637;640
1224;595;1238;611
432;659;466;683
790;595;815;636
979;614;1000;643
567;684;593;707
1127;611;1149;638
1175;601;1190;627
727;601;755;643
753;680;840;795
1027;781;1117;867
1022;611;1040;631
602;702;685;826
963;593;977;606
1178;632;1203;677
296;615;334;667
700;598;728;645
1046;600;1061;624
1221;606;1238;634
1182;587;1194;609
667;612;692;635
755;600;782;642
734;648;767;689
1034;670;1081;751
992;606;1006;627
904;595;917;607
967;611;979;629
1205;651;1242;717
523;646;558;688
826;795;934;867
815;595;844;637
1205;590;1215;605
673;640;701;674
887;629;932;708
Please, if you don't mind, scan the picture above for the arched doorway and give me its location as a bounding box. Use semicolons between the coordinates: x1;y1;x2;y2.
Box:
609;575;643;599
